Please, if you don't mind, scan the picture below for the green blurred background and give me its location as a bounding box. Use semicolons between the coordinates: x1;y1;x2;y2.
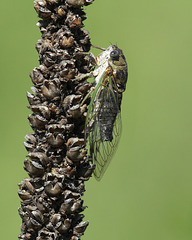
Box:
0;0;192;239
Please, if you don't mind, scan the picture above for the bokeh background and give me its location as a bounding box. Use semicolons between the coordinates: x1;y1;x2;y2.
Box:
0;0;192;239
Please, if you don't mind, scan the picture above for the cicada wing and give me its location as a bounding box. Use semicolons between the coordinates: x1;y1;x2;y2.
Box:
85;77;122;180
91;113;122;180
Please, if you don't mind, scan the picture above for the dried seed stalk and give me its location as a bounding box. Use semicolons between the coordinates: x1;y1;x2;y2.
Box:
18;0;95;239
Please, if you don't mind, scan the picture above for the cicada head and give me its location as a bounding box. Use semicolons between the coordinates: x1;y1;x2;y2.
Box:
108;45;128;93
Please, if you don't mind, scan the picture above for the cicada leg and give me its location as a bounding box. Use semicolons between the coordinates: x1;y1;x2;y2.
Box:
72;72;93;82
91;44;106;51
80;86;95;106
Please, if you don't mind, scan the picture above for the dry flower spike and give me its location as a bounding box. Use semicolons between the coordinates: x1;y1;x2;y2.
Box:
18;0;95;239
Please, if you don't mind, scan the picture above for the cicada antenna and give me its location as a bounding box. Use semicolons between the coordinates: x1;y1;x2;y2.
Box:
91;44;106;51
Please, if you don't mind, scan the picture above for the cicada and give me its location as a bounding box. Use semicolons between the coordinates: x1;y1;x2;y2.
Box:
81;45;128;180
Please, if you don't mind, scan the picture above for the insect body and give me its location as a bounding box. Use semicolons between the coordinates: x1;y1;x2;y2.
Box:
85;45;128;180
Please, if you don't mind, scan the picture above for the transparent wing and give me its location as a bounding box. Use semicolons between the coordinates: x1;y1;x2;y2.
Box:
85;75;122;180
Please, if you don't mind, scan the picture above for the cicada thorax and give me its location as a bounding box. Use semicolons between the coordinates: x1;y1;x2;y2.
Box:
108;45;128;93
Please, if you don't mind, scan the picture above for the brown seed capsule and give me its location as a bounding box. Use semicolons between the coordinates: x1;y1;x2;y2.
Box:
51;214;61;225
78;164;95;179
67;146;86;161
27;152;49;166
43;51;57;66
29;105;51;119
57;6;66;17
25;133;37;144
67;13;83;28
61;36;74;48
47;133;65;147
18;178;35;193
55;218;71;233
48;124;66;133
73;221;89;235
60;199;74;215
66;137;84;148
45;182;62;196
24;142;34;152
63;94;82;112
24;159;44;176
28;114;48;130
18;190;32;201
71;236;80;240
31;210;44;224
67;104;86;118
70;200;82;212
41;79;60;99
75;82;91;95
66;0;85;7
47;0;60;4
63;190;81;200
30;67;45;85
27;92;39;105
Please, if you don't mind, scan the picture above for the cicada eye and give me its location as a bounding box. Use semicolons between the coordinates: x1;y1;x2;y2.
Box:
110;49;119;60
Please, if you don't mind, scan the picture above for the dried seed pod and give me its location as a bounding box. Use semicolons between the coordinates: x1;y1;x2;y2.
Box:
66;138;84;148
63;94;82;112
31;210;44;224
66;0;85;7
55;218;71;233
34;0;52;20
28;114;48;130
27;152;50;166
63;190;81;200
45;182;62;196
18;178;35;193
27;92;40;105
67;104;86;118
37;228;57;240
47;133;65;147
67;146;86;162
51;213;61;225
70;200;82;212
24;159;44;176
66;12;83;29
41;79;60;99
18;190;32;201
73;221;89;235
47;0;60;4
60;199;74;215
78;163;95;179
25;134;37;144
43;51;57;66
75;82;92;95
57;6;66;17
24;142;34;152
30;67;45;85
71;236;80;240
61;36;74;48
36;39;52;54
29;105;51;119
48;124;66;133
65;123;74;133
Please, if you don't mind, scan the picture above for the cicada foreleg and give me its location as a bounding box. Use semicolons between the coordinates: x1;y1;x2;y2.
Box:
80;86;95;106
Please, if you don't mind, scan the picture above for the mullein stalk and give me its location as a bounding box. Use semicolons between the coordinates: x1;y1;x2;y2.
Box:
18;0;95;239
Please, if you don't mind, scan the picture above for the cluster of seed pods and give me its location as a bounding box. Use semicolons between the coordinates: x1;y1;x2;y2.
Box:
18;0;95;239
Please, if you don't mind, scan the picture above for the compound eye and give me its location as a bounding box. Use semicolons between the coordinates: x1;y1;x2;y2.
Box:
110;49;119;60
